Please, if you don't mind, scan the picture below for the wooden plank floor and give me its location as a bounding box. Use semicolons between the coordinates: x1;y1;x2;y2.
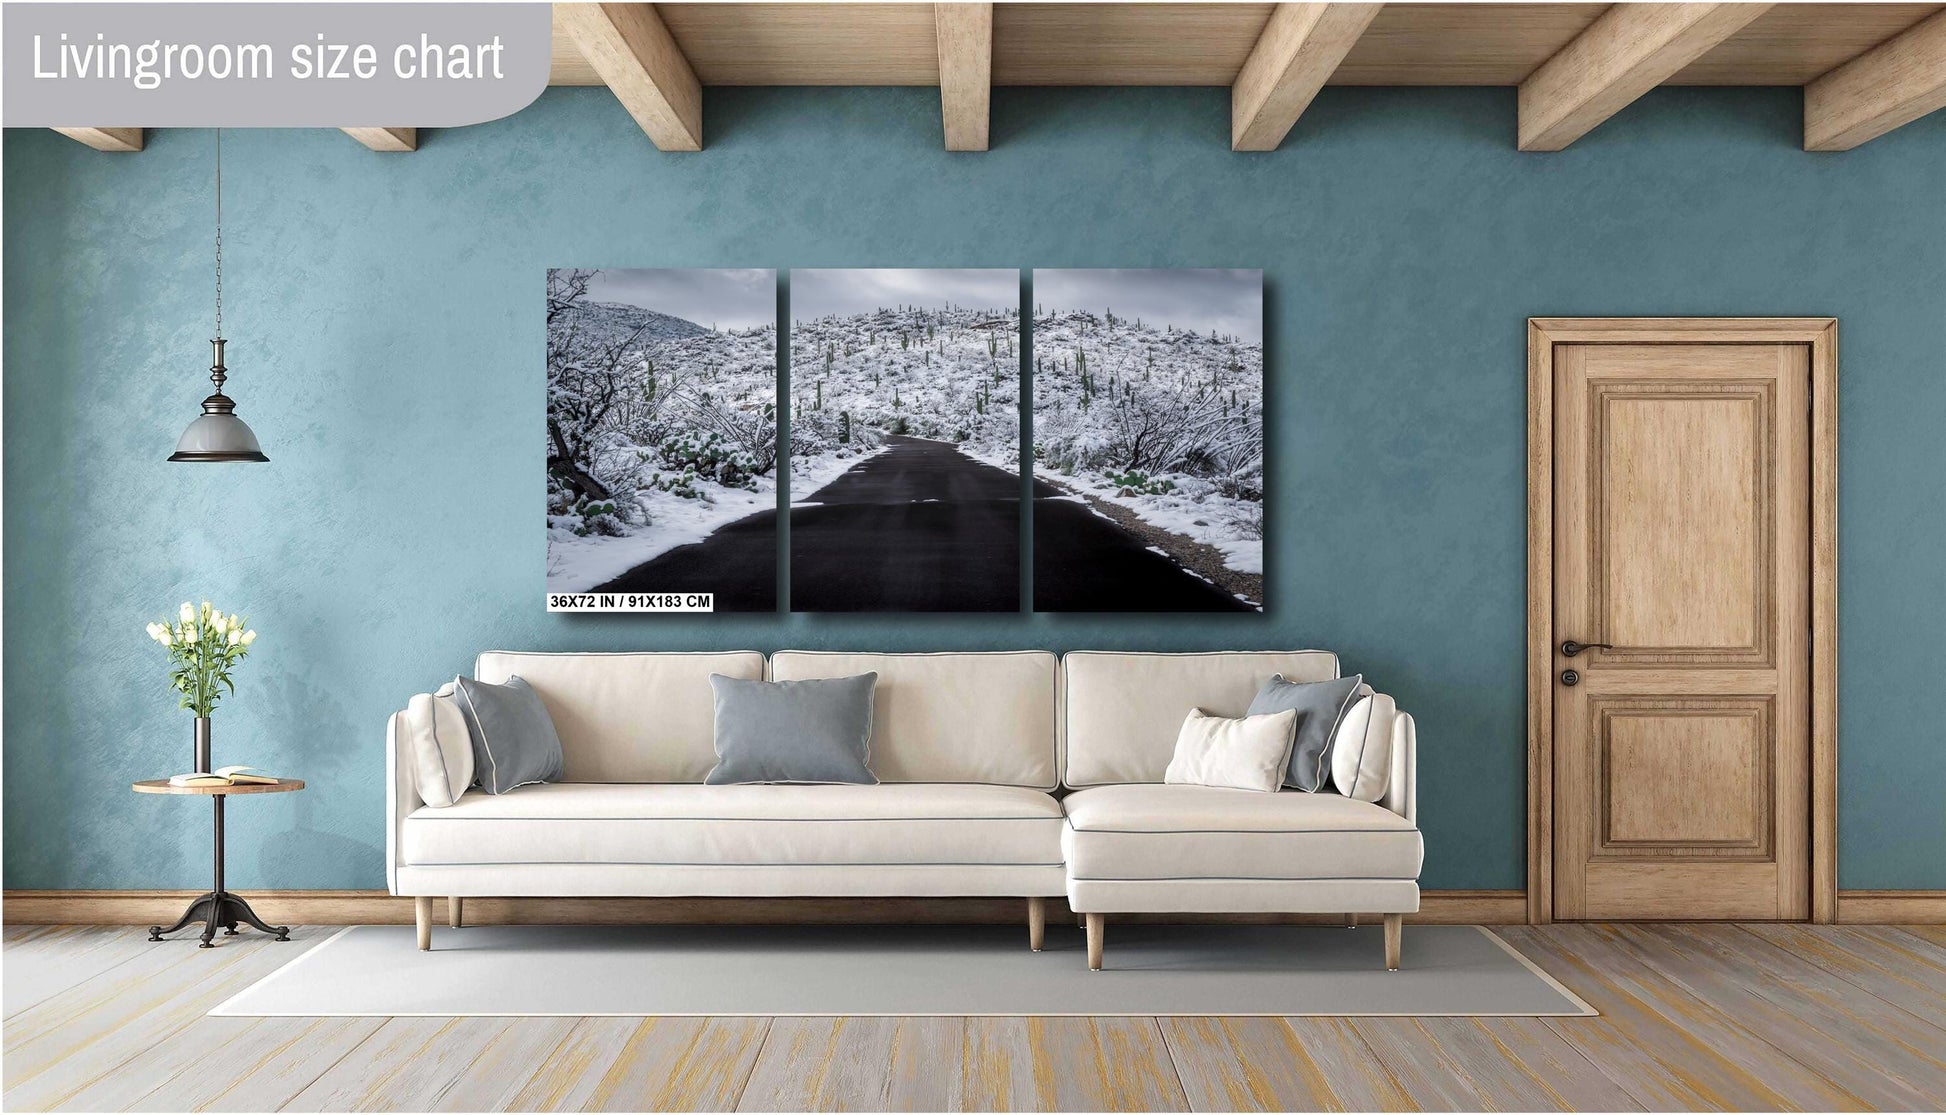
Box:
5;923;1944;1111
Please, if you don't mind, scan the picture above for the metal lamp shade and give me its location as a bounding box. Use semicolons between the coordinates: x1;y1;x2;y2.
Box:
170;339;267;462
169;409;267;462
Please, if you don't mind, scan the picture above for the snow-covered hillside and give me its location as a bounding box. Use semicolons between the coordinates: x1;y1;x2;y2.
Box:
545;273;778;595
790;304;1021;495
1032;309;1264;574
563;299;712;346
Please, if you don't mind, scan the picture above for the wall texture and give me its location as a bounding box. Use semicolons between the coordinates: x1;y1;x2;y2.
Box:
6;86;1943;893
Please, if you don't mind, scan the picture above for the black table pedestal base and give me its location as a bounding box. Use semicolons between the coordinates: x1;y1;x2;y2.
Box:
148;794;290;948
149;891;290;947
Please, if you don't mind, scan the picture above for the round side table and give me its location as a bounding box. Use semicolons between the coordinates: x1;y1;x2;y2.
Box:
132;778;305;948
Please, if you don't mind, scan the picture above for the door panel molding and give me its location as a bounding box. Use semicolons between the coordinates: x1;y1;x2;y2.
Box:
1527;317;1837;924
1595;698;1774;855
1593;381;1775;664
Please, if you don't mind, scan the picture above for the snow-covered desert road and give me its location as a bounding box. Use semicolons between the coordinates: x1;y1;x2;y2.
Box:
789;436;1021;611
595;434;1253;613
1032;497;1257;612
589;507;779;611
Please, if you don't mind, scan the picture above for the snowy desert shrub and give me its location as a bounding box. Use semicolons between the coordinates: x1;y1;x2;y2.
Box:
573;498;629;537
656;430;762;490
1215;473;1264;502
790;425;832;458
1105;470;1177;497
546;475;579;516
645;470;706;501
1238;501;1265;540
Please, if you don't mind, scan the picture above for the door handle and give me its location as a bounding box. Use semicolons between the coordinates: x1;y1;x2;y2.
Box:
1560;640;1614;658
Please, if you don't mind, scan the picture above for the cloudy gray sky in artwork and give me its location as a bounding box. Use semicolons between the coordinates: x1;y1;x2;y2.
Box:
1034;269;1263;343
791;269;1019;322
583;268;776;330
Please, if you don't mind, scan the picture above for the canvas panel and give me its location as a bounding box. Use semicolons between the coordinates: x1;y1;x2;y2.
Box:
786;268;1022;613
544;268;779;612
1031;269;1265;613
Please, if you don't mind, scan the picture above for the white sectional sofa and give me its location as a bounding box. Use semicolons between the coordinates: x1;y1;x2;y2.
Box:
388;649;1419;969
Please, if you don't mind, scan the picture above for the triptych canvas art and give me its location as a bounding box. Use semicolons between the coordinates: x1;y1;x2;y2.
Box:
545;268;1262;614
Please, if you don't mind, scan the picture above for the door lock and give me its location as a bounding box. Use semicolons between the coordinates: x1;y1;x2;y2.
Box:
1560;669;1580;687
1560;640;1614;658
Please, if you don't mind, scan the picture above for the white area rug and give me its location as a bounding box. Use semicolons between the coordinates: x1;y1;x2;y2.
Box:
213;923;1593;1017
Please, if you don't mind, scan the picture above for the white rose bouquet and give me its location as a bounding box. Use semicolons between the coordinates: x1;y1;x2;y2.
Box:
146;601;257;717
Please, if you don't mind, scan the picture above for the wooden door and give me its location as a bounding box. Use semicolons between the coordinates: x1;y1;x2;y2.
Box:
1552;341;1811;920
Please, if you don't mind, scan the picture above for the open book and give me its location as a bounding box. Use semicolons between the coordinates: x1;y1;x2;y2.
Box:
168;765;279;788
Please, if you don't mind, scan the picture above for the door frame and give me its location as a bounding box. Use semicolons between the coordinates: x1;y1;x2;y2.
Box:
1526;317;1838;924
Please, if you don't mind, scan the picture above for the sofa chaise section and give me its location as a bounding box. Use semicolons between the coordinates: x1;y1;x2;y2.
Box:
1059;651;1421;970
1062;784;1422;905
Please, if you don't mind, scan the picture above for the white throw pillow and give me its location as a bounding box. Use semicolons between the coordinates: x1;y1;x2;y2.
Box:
1164;708;1297;793
402;685;474;807
1330;692;1395;802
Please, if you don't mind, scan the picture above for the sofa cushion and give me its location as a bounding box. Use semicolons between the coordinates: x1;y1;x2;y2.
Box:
474;651;764;782
706;673;878;786
1063;651;1339;788
1246;673;1363;791
400;688;473;807
402;782;1064;868
1331;692;1395;802
770;651;1058;789
1061;784;1422;881
1163;709;1296;793
452;676;566;794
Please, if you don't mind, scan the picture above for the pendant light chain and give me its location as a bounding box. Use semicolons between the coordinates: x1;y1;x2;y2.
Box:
170;126;267;461
213;128;223;343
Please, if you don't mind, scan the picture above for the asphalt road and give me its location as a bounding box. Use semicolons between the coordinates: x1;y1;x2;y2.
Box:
1031;497;1256;612
789;436;1021;612
590;507;779;612
595;435;1252;612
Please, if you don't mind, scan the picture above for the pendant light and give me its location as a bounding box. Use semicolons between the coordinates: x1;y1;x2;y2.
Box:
170;129;267;463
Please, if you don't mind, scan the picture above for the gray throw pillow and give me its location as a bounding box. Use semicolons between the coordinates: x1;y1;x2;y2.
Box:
1247;673;1364;792
707;673;878;785
451;675;565;795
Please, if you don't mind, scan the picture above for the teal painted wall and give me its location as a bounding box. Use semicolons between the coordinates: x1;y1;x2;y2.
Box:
6;87;1943;893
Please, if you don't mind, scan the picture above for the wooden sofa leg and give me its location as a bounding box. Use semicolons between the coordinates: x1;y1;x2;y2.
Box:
1027;897;1046;951
1345;912;1358;929
1085;913;1105;971
1384;913;1402;970
449;897;464;929
415;896;433;951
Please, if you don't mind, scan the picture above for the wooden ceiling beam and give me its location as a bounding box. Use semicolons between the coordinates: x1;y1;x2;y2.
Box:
549;4;1946;91
1804;8;1946;151
557;3;703;151
341;128;418;152
936;3;993;150
1517;3;1772;151
53;128;143;152
1232;3;1384;151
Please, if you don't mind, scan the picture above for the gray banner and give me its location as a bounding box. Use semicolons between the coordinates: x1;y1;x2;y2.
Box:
6;3;552;127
